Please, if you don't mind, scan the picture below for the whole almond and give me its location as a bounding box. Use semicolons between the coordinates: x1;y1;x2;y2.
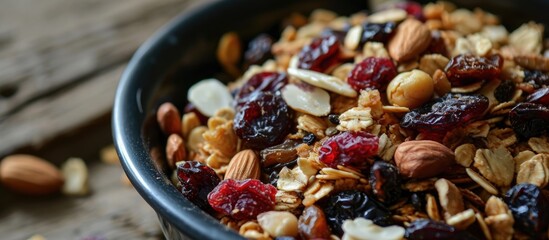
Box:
388;18;432;62
156;102;182;135
224;149;261;180
166;133;187;169
0;154;64;195
394;140;455;178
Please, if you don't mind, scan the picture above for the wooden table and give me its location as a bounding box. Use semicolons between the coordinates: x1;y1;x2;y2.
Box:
0;0;199;239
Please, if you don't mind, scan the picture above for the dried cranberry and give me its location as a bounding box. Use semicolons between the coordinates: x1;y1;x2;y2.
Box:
360;22;396;44
509;103;549;138
494;80;515;103
401;93;489;133
347;57;397;91
184;103;209;125
177;161;221;211
405;219;478;240
264;159;297;186
394;1;424;20
297;35;340;72
504;183;549;236
369;161;401;205
298;205;332;240
323;190;392;235
207;179;277;220
444;54;503;86
425;31;449;57
243;34;273;68
527;87;549;105
318;131;379;169
235;71;288;103
234;92;294;149
524;70;549;89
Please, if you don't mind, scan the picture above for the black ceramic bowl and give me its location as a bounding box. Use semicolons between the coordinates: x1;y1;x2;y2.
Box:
113;0;549;239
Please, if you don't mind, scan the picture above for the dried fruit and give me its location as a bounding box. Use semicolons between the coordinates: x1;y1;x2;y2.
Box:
323;190;392;235
297;35;340;72
369;161;401;205
444;54;503;86
243;34;273;68
360;22;396;44
0;154;64;196
401;93;489;133
298;205;332;239
393;1;424;20
177;161;220;211
527;87;549;105
494;80;515;103
318;131;378;169
235;72;288;103
347;57;397;91
208;179;277;220
405;219;477;240
394;140;455;178
504;183;549;236
234;92;294;149
509;102;549;138
524;70;549;89
302;133;316;145
260;140;299;167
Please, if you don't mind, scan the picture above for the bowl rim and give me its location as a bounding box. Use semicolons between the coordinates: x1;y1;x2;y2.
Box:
112;0;244;239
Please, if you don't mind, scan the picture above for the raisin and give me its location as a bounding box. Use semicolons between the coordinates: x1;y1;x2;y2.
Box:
527;87;549;105
424;31;449;57
444;54;503;86
177;161;221;211
260;139;299;167
401;93;489;133
243;34;273;68
323;190;392;236
360;22;396;44
303;133;316;145
504;183;549;236
264;159;298;186
347;57;397;91
524;70;549;89
207;179;277;220
297;35;340;72
369;161;401;205
234;92;294;149
494;80;515;103
509;102;549;138
235;71;288;103
298;205;332;240
318;131;378;170
410;192;426;211
405;219;478;240
328;114;340;125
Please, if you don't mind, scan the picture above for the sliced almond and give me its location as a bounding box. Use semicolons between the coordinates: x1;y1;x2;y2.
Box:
288;68;357;97
281;83;331;116
188;78;233;117
224;149;261;180
61;157;89;196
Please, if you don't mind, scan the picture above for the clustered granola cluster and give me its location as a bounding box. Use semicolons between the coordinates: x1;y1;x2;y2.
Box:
155;1;549;239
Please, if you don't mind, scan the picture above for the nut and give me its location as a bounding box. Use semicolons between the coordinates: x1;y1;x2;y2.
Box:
435;178;465;219
387;70;434;109
181;112;201;138
473;147;514;187
509;22;544;55
388;18;432;62
61;157;89;196
203;118;237;158
341;218;405;240
344;25;362;51
166;134;187;169
187;126;207;153
282;83;331;117
188;78;234;117
217;32;241;66
257;211;299;237
514;54;549;72
156;102;182;135
426;193;441;221
224;150;261;180
0;154;64;195
432;69;451;96
288;68;357;97
394;140;455;178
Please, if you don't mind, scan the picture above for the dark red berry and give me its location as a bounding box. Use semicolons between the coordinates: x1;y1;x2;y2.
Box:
401;93;489;133
524;70;549;89
425;31;449;57
504;183;549;236
318;131;378;169
494;80;515;103
527;87;549;105
405;219;478;240
360;22;396;44
509;102;549;138
347;57;397;91
177;161;221;211
445;54;503;86
297;35;340;72
207;179;277;220
323;190;392;235
394;1;424;20
184;103;209;125
234;92;294;149
369;161;401;205
243;34;273;69
235;71;288;103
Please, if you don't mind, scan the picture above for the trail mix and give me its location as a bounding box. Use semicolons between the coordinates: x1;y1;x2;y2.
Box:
156;1;549;239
